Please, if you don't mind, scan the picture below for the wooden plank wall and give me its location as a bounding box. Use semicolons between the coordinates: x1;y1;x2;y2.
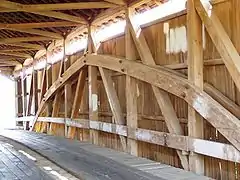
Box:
27;0;240;179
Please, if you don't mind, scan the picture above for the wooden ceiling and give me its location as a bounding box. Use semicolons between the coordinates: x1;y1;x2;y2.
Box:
0;0;163;74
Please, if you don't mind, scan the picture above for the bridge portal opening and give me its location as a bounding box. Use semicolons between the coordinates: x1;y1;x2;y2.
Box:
0;74;15;130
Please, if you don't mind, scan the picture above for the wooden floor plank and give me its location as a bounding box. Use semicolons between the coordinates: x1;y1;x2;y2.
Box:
0;141;53;180
0;130;212;180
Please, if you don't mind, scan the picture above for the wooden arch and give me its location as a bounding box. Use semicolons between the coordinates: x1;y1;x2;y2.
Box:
32;54;240;152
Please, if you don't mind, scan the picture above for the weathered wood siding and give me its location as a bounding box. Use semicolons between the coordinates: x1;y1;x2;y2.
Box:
32;0;240;179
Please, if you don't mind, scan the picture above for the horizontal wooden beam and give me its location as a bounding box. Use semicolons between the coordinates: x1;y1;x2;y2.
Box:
92;0;153;26
0;67;13;71
0;21;80;29
0;48;37;52
5;28;62;39
204;83;240;118
0;52;31;58
0;1;87;24
0;57;22;60
0;36;54;43
32;11;87;24
92;6;125;25
0;2;116;12
211;0;228;4
24;2;116;11
0;64;15;67
104;0;126;5
129;0;151;8
0;42;43;50
0;60;21;65
25;116;240;163
32;54;240;154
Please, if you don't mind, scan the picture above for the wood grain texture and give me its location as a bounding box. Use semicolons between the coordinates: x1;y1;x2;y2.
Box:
195;0;240;91
187;0;204;174
99;67;127;151
32;54;240;155
0;130;211;180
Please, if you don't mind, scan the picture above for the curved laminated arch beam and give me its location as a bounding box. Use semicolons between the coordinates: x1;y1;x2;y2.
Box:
32;54;240;152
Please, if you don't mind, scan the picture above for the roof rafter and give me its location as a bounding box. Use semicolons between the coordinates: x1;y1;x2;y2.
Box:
0;42;43;50
0;64;15;67
4;28;62;39
0;60;21;65
0;51;32;58
0;48;37;52
0;2;116;12
0;36;54;43
31;11;87;24
0;1;87;24
0;22;80;29
0;67;13;71
22;2;116;11
104;0;126;5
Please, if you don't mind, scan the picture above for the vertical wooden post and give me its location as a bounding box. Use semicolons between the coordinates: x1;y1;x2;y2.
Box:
40;49;53;133
126;6;189;169
27;74;33;116
39;66;47;104
232;0;240;53
15;79;19;126
33;69;38;115
64;38;73;137
125;7;138;156
88;25;99;145
46;48;53;117
99;67;127;151
68;69;87;139
15;77;23;126
50;38;67;136
15;78;23;127
15;79;19;117
16;78;23;117
22;76;27;116
187;0;204;174
49;61;62;135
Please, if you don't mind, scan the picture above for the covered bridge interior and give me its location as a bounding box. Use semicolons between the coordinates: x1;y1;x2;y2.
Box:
0;0;240;179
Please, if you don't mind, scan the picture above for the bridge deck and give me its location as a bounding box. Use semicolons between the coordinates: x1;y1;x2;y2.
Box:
0;139;53;180
0;130;211;180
